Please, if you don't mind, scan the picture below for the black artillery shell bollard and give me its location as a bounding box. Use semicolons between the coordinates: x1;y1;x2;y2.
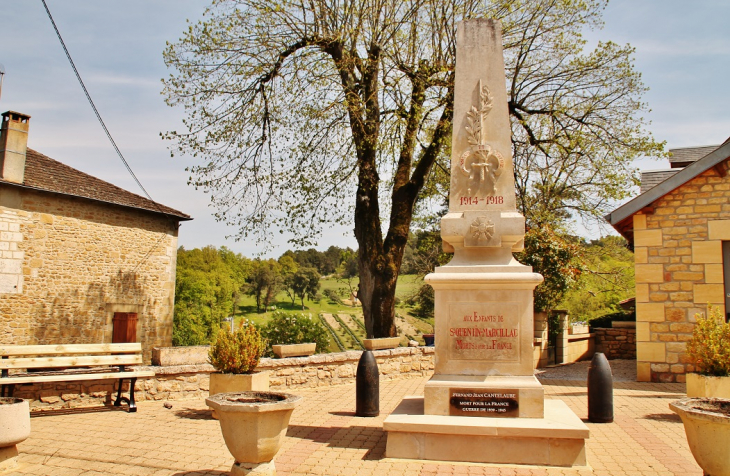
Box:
356;350;379;417
588;352;614;423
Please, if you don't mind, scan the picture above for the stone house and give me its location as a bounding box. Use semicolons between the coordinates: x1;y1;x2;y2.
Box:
606;140;730;382
0;111;191;362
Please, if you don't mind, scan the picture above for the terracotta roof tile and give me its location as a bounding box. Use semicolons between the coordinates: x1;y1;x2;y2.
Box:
0;148;191;220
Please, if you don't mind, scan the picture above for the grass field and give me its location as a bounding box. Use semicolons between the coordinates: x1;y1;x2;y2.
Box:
234;274;433;350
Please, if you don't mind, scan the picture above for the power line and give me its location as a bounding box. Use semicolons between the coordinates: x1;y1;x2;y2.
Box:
41;0;155;204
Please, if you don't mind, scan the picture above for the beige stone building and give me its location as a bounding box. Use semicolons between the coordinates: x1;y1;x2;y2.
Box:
0;111;190;362
606;140;730;382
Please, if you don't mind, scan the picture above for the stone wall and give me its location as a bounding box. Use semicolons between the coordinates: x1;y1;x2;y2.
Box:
633;165;730;382
594;327;636;360
0;187;178;362
558;333;595;364
8;347;435;411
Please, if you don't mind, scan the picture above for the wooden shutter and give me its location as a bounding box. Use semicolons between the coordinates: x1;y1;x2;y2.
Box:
112;312;138;343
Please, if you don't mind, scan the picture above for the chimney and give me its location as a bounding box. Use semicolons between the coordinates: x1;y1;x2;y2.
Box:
0;111;31;184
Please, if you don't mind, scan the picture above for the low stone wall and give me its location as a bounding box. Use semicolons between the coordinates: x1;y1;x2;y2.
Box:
558;333;595;364
8;347;435;411
594;327;636;360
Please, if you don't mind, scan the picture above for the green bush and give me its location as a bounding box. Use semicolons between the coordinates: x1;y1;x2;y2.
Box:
587;310;635;330
407;284;434;318
260;311;330;356
323;288;343;305
686;306;730;377
208;321;266;374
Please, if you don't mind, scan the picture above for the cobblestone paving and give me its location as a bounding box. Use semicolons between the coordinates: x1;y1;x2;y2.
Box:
8;375;701;476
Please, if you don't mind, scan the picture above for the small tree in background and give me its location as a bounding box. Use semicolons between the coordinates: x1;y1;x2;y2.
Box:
292;267;321;310
246;259;283;312
336;249;359;302
515;226;582;314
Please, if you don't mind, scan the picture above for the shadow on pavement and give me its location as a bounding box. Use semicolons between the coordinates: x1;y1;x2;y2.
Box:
644;412;682;423
286;424;387;460
174;407;215;420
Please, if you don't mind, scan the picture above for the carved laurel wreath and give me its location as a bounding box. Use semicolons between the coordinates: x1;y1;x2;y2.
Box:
458;81;505;197
464;83;494;146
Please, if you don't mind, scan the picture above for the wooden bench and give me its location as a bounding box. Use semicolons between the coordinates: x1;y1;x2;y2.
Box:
0;343;155;412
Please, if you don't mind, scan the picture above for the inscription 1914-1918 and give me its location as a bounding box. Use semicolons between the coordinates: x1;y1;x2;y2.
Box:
449;388;519;418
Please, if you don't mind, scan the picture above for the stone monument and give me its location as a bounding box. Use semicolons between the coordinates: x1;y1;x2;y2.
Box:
383;19;589;467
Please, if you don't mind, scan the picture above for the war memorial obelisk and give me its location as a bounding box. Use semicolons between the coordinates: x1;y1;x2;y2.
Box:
383;19;589;467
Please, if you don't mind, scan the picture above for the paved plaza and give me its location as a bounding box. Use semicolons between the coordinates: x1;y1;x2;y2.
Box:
7;373;701;476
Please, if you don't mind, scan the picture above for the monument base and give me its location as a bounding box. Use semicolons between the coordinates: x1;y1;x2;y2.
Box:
424;374;545;418
384;397;589;467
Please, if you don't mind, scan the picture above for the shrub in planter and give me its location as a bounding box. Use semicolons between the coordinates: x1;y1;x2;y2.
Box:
209;321;267;374
207;322;269;419
686;306;730;398
686;306;730;377
260;312;330;357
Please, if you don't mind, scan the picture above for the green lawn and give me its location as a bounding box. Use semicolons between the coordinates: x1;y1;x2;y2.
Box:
234;274;433;350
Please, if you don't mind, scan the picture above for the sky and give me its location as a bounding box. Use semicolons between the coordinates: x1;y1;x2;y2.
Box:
1;0;728;257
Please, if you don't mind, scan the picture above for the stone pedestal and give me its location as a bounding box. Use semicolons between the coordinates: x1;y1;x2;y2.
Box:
383;18;588;468
385;397;588;467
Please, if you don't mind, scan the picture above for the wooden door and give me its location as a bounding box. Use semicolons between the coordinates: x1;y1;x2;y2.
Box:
112;312;138;343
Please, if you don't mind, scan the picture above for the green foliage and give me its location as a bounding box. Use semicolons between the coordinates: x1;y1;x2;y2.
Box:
246;258;283;313
559;236;635;322
281;246;348;276
291;267;321;310
322;288;344;305
173;246;250;346
402;229;451;277
515;226;582;312
260;311;330;356
208;321;266;374
587;311;635;330
335;249;359;298
686;307;730;377
408;284;435;319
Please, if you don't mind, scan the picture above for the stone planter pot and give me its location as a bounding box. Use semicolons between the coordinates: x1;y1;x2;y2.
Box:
670;397;730;476
687;373;730;399
272;343;316;358
208;371;269;419
0;397;31;472
422;334;435;347
206;391;301;476
363;337;400;350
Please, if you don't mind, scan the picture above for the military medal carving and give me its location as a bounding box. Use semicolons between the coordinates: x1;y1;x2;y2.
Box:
458;80;505;199
470;216;495;242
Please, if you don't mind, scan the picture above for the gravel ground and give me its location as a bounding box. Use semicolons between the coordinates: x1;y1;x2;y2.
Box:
535;359;637;382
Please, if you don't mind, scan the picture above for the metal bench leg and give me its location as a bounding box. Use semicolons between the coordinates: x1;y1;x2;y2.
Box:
114;378;125;407
128;377;138;413
113;378;138;412
1;384;14;398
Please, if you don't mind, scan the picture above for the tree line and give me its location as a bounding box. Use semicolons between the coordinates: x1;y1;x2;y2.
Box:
173;245;356;345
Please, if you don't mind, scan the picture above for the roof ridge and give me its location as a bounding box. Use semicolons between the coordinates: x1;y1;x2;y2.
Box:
10;148;191;221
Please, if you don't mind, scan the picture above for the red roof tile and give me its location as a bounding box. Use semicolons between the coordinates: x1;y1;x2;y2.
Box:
0;148;191;220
